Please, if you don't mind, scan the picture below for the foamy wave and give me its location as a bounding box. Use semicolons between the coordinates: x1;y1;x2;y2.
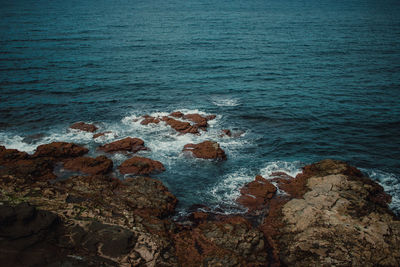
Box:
212;98;239;107
259;161;303;179
361;168;400;215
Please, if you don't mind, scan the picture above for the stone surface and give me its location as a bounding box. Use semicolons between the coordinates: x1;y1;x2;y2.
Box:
118;156;165;175
93;131;112;139
162;117;199;134
98;137;147;153
63;156;113;175
140;115;161;125
33;142;89;159
70;122;98;132
183;141;227;160
237;175;277;212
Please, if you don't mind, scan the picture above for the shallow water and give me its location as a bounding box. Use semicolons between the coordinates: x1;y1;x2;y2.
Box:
1;0;400;214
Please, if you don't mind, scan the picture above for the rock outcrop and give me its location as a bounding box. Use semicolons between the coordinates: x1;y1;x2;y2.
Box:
162;116;200;134
33;142;88;159
69;122;98;132
140;115;161;125
118;156;165;175
183;141;227;160
98;137;147;153
63;155;113;175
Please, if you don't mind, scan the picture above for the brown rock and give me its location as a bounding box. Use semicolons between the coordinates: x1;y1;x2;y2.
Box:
93;131;112;139
140;115;161;125
162;117;199;134
98;137;147;153
33;142;88;159
0;146;29;164
220;129;232;137
183;141;227;160
70;122;98;133
237;175;277;212
206;115;216;121
63;156;113;175
183;114;209;128
169;111;184;118
118;156;165;175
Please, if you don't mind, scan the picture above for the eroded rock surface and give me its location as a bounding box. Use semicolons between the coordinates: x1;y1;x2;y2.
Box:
33;142;89;159
183;141;227;160
63;156;113;175
118;156;165;175
70;122;98;133
98;137;147;153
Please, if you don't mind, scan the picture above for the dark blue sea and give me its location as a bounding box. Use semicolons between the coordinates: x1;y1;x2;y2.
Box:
1;0;400;215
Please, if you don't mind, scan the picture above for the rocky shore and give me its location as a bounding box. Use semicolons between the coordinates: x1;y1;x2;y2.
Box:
1;117;399;266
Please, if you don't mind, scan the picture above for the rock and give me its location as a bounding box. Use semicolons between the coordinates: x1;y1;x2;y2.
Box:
183;114;209;129
173;216;270;266
118;156;165;175
162;117;199;134
140;115;161;125
220;129;232;137
70;122;98;133
183;141;227;160
0;146;29;164
33;142;89;159
93;131;112;139
63;156;113;175
169;111;184;118
98;137;147;153
237;175;277;212
206;115;216;121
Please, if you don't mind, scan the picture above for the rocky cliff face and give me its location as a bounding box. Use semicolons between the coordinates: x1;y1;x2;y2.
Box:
1;141;399;266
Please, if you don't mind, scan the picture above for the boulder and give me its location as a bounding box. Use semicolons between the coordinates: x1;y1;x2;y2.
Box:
98;137;147;153
118;156;165;175
183;114;209;129
140;115;160;125
237;175;277;212
33;142;88;159
183;141;227;160
63;156;113;175
169;111;184;118
162;117;199;134
69;122;98;133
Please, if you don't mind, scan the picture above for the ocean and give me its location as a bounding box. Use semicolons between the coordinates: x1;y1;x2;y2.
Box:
1;0;400;215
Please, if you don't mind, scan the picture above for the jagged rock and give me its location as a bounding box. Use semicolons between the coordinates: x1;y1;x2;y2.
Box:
118;156;165;175
33;142;88;159
98;137;147;153
237;175;277;212
0;146;29;164
162;117;199;134
140;115;161;125
183;141;226;160
220;129;232;137
169;111;184;118
93;131;112;139
63;156;113;175
70;122;98;133
183;114;209;129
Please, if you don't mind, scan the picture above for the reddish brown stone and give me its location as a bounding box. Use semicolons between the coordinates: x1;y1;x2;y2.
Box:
162;117;199;134
118;156;165;175
93;131;112;139
169;111;184;118
63;156;113;175
206;115;216;121
33;142;88;159
70;122;98;133
183;141;226;160
237;175;277;212
140;115;161;125
220;129;232;137
0;146;29;164
98;137;147;153
183;114;208;128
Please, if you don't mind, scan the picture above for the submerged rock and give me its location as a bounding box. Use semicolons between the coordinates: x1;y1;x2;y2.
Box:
118;156;165;175
162;116;199;134
93;131;112;139
183;141;227;160
63;155;113;175
140;115;161;125
98;137;147;153
69;122;98;133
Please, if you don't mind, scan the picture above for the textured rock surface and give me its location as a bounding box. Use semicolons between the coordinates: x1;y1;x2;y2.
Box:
63;155;113;175
98;137;147;153
93;131;112;139
118;156;165;175
69;122;98;132
183;141;227;160
141;115;161;125
33;142;89;159
162;116;199;134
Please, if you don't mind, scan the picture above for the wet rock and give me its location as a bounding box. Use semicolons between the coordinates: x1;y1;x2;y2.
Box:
70;122;98;133
169;111;184;118
63;156;113;175
183;141;227;160
220;129;232;137
0;146;29;164
162;117;199;134
33;142;88;159
118;156;165;175
183;114;209;129
237;175;277;212
98;137;147;153
140;115;161;125
93;131;112;139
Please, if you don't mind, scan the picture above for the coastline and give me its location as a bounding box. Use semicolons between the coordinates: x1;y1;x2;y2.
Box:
1;118;399;266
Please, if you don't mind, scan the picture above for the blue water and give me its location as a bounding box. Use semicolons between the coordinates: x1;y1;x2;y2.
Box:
1;0;400;214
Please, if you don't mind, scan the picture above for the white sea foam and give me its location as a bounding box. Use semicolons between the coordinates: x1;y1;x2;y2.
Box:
259;161;303;179
361;168;400;215
212;97;240;107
